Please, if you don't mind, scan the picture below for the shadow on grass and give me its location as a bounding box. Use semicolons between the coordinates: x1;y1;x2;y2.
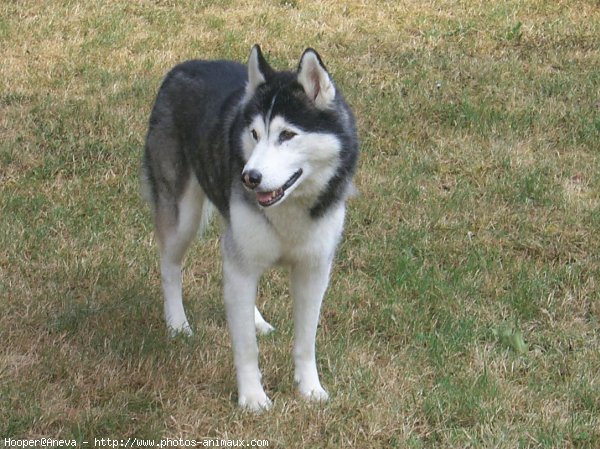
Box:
1;259;235;437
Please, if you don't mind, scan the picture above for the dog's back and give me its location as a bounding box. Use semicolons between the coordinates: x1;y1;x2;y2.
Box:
143;60;247;218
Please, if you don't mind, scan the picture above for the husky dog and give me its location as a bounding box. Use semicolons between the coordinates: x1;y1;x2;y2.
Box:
142;45;358;411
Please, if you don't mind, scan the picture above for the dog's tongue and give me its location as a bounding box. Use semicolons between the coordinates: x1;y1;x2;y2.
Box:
255;188;284;206
256;191;274;203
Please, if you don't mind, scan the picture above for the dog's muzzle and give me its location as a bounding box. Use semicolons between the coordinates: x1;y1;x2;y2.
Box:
241;169;303;207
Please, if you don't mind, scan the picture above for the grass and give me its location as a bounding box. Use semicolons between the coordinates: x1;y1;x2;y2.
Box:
1;0;599;447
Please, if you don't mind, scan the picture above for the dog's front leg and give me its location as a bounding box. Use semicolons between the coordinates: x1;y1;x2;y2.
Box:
291;258;332;402
223;254;271;412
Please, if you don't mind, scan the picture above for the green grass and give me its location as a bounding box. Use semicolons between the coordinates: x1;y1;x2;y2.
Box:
1;0;599;447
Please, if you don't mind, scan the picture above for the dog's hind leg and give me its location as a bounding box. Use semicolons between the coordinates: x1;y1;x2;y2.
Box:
155;178;208;336
254;306;275;335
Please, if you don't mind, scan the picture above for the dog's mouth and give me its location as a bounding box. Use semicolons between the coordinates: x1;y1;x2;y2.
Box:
255;169;303;207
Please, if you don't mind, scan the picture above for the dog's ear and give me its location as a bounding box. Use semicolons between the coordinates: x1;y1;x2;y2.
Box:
297;49;336;109
245;45;272;99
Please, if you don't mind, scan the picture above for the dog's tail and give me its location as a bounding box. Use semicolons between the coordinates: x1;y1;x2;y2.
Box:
140;155;155;214
197;199;215;239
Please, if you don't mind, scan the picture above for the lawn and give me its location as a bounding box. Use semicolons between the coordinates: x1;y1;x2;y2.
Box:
1;0;599;447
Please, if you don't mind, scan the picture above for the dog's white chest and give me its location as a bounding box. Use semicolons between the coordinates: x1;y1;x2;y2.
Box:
229;199;345;267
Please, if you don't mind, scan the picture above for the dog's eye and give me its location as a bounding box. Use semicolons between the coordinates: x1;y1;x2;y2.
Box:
251;129;258;141
279;130;297;143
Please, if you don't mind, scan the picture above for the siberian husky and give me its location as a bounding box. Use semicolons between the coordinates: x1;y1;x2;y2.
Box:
142;45;358;411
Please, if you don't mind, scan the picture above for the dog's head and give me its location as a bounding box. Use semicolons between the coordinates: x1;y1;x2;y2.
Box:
239;45;347;209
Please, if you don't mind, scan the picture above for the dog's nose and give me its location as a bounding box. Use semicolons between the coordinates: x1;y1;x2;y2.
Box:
241;169;262;189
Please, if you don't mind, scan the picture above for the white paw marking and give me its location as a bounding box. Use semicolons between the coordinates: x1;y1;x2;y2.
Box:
167;321;193;337
238;390;272;413
255;320;275;336
298;384;329;402
254;307;275;335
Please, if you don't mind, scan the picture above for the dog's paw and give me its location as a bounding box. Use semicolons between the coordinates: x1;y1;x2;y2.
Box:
238;390;272;413
295;369;328;402
254;308;275;336
298;384;329;402
255;320;275;336
167;322;193;338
